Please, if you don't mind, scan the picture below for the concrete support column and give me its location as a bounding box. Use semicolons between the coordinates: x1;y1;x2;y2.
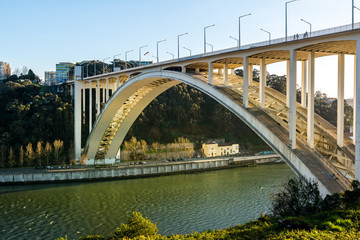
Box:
231;68;235;75
96;80;100;116
89;81;92;133
105;78;109;102
307;52;315;148
259;58;266;108
182;66;187;73
249;64;253;86
74;66;83;161
223;63;228;85
289;49;297;149
337;54;345;147
355;40;360;180
208;62;213;85
286;60;290;107
195;67;200;73
301;60;307;108
243;57;249;108
116;78;119;89
70;84;73;97
82;86;85;114
354;55;357;144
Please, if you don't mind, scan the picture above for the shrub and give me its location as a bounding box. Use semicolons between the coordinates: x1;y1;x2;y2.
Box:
111;211;158;239
270;177;322;217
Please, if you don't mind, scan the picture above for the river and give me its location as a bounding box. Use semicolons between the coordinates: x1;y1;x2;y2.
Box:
0;164;294;239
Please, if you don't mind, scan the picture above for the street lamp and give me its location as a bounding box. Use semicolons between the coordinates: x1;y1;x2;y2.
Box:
139;45;148;66
206;43;213;53
353;1;360;29
152;55;157;61
125;50;134;69
260;28;271;44
229;36;239;46
183;47;191;56
177;32;188;59
103;57;110;74
93;60;96;76
113;53;121;72
204;24;215;53
156;39;166;63
238;13;251;47
166;51;174;59
300;18;312;37
285;0;298;41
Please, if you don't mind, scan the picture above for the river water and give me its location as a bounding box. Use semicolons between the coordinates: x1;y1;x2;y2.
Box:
0;164;294;239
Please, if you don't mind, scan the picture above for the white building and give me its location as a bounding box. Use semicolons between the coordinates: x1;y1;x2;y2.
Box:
202;142;239;157
44;71;56;86
0;61;11;80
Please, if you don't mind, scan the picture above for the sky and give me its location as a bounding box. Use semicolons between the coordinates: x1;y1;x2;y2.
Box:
0;0;358;98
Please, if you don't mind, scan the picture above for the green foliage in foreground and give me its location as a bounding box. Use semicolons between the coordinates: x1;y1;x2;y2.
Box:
57;179;360;240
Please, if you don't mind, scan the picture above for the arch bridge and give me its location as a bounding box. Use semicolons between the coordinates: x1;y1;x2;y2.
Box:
71;23;360;195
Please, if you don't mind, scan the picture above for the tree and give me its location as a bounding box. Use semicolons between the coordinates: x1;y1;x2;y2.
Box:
19;146;24;167
53;140;64;165
271;177;322;217
25;143;34;166
112;211;158;239
8;147;15;168
36;141;42;166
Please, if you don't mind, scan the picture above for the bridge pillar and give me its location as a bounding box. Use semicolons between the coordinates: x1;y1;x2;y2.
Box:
182;66;187;73
259;58;266;108
249;64;253;86
286;60;290;108
337;54;345;147
208;62;213;85
82;86;85;116
354;55;357;144
70;84;73;97
223;63;228;85
289;49;297;149
106;78;109;102
355;40;360;180
301;60;307;108
195;67;200;73
74;66;83;161
116;77;119;89
89;81;92;133
243;57;249;108
96;80;100;116
307;52;315;148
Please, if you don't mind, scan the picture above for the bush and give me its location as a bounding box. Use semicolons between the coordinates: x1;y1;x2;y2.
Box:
111;211;158;239
270;177;322;217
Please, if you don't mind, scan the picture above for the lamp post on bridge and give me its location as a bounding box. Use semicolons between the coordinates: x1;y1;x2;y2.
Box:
229;36;239;46
139;45;148;66
102;57;110;74
177;32;188;59
300;18;312;37
206;43;213;53
238;13;251;47
260;28;271;45
93;60;96;76
166;51;174;59
113;54;121;72
125;50;133;69
156;39;166;63
353;1;360;29
152;55;157;61
285;0;298;41
204;24;215;53
183;47;191;56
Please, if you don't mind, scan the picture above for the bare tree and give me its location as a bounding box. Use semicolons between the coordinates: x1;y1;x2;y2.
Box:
21;66;28;75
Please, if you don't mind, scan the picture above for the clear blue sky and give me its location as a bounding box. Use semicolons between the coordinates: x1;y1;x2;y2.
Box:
1;0;357;98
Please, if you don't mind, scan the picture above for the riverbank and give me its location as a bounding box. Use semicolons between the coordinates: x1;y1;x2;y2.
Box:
0;154;281;185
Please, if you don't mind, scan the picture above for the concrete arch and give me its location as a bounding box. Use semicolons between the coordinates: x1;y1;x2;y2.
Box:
83;70;345;196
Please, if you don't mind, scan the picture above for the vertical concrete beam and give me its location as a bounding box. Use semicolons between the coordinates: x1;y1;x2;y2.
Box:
70;84;73;97
301;60;307;108
105;78;109;102
231;68;235;75
249;64;253;86
116;77;119;89
89;81;92;133
82;86;85;114
355;40;360;180
182;66;187;73
208;62;213;85
354;55;357;144
289;49;297;149
337;54;345;147
286;60;290;107
195;67;200;73
223;63;228;85
259;58;266;108
243;57;249;108
307;52;315;148
96;80;100;116
74;66;83;161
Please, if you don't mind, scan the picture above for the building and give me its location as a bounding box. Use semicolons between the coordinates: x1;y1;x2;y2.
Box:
202;142;239;157
44;71;56;86
56;62;74;84
0;61;11;80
